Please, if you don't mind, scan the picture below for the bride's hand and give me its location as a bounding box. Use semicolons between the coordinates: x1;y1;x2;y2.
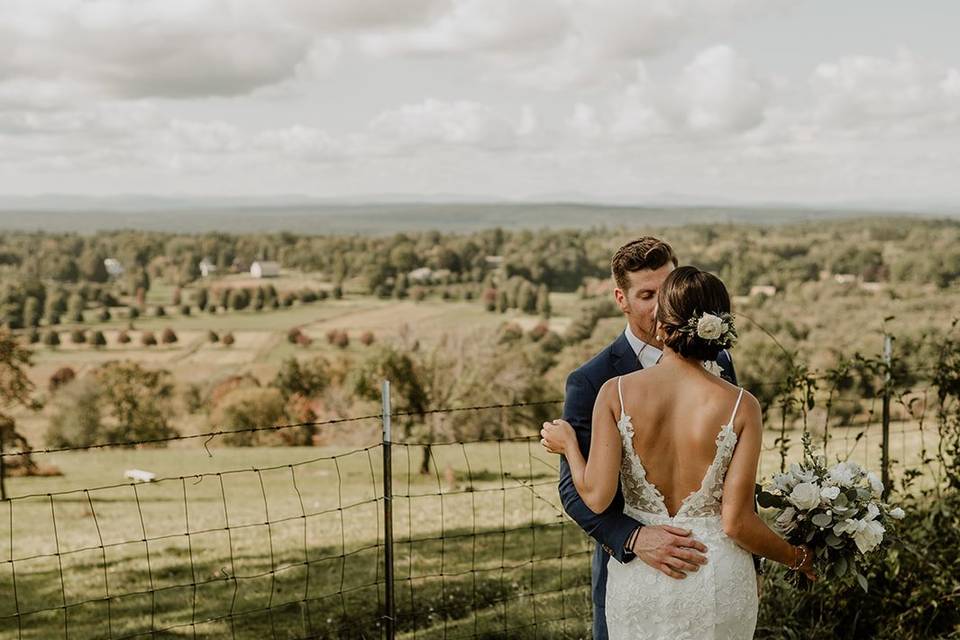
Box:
541;419;576;455
798;545;817;582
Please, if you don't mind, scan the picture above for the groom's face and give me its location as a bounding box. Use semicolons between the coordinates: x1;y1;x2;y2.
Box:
615;263;674;341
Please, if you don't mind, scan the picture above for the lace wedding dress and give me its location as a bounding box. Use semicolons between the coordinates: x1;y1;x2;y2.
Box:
605;378;758;639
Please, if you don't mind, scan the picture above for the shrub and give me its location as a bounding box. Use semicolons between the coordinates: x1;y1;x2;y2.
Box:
180;305;191;316
528;322;549;342
281;293;295;308
296;333;313;347
222;332;235;346
360;331;375;346
287;327;303;344
117;330;131;344
332;285;343;299
127;306;139;319
154;305;166;317
332;330;349;349
43;330;60;347
91;330;107;348
27;329;40;344
49;367;76;393
141;331;157;347
70;328;86;344
210;387;286;446
161;328;178;344
97;307;111;322
207;330;219;343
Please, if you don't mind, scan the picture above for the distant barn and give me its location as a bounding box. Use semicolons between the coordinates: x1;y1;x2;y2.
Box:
250;261;280;278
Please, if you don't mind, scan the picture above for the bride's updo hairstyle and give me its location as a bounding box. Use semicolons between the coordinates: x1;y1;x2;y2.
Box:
656;266;732;361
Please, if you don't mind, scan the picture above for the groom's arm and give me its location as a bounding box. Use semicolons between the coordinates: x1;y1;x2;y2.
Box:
558;369;642;564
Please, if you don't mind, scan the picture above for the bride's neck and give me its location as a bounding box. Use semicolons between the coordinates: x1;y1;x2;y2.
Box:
658;348;705;370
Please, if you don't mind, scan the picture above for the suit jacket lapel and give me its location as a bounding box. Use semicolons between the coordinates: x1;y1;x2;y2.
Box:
610;332;641;377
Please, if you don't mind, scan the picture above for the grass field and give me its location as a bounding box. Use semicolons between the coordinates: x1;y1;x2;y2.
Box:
0;409;941;640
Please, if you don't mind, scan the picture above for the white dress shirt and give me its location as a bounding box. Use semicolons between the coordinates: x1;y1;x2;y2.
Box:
624;324;663;370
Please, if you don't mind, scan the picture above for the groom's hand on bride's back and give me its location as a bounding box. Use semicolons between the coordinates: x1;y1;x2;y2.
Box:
632;525;708;579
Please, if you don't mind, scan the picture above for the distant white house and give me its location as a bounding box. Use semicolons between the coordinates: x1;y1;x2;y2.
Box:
250;261;280;278
749;285;777;297
104;258;124;278
408;267;433;283
199;257;217;278
834;274;857;284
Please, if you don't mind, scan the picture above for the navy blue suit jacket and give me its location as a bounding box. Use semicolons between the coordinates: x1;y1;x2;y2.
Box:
558;332;737;639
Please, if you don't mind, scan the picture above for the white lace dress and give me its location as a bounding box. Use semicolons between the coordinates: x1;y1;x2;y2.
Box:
605;379;758;639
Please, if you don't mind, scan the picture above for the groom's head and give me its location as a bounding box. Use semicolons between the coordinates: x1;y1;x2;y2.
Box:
612;237;677;343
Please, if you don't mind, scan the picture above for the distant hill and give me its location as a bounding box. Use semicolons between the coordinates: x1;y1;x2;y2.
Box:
0;198;954;234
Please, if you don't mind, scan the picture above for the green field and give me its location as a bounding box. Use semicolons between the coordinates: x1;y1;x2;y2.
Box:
0;442;594;639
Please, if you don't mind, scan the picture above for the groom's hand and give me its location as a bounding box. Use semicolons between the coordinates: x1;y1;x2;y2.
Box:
631;525;708;579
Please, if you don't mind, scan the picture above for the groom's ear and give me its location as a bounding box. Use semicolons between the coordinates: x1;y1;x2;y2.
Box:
613;287;629;313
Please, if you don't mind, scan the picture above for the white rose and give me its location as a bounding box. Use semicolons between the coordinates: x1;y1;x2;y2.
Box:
702;360;723;377
820;486;841;502
775;506;797;533
827;462;857;488
864;502;880;521
790;463;816;483
852;519;885;553
788;482;822;511
696;313;724;340
772;472;796;493
867;472;884;498
889;507;906;520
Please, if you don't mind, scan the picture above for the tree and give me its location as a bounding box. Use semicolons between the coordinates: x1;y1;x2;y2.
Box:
98;307;111;322
536;284;552;319
228;288;250;311
43;330;60;347
141;331;157;347
222;332;235;346
195;288;209;311
67;293;85;323
0;329;40;491
91;330;107;348
210;387;287;446
80;252;109;283
48;367;76;393
161;328;178;344
272;357;329;400
22;297;41;328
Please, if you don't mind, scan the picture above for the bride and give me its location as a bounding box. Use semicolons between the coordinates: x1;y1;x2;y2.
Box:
541;266;816;639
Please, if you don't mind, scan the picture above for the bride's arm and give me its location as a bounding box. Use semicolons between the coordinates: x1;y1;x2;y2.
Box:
720;393;816;579
542;380;622;514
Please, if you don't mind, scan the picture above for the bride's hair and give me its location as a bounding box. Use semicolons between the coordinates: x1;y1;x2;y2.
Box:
656;266;732;361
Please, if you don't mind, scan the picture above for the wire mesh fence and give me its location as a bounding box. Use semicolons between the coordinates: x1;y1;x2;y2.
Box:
0;360;950;639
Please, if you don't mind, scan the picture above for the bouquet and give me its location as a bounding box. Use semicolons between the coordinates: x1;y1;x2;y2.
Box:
757;433;905;591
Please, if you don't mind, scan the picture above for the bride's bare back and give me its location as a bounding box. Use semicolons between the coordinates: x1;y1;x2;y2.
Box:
614;361;746;517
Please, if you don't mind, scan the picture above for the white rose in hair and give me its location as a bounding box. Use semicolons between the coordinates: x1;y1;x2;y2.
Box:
696;313;724;340
788;482;821;510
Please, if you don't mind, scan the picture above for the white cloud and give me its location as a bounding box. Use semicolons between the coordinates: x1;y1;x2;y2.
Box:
811;48;960;132
368;99;529;151
668;45;769;133
1;1;313;99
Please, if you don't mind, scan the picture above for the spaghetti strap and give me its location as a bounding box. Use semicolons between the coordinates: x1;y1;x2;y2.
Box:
616;376;626;420
727;387;745;426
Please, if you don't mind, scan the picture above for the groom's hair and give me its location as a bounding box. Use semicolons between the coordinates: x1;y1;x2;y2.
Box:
611;237;678;291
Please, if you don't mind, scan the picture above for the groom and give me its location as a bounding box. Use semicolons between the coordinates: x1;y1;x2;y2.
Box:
558;237;750;639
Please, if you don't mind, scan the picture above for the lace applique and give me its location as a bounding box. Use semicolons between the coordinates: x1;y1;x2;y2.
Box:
617;414;670;515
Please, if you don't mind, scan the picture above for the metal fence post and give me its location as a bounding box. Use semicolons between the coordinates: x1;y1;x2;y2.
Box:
381;380;396;640
881;334;893;500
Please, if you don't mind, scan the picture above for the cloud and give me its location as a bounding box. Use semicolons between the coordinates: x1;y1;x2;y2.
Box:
811;48;960;132
368;99;531;151
667;45;769;133
1;1;313;99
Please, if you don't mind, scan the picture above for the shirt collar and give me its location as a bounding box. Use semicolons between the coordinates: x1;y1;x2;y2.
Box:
624;324;662;368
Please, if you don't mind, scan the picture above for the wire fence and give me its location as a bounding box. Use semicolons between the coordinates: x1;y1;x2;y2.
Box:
0;358;951;639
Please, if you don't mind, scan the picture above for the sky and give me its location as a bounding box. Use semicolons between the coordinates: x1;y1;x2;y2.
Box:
1;0;959;205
